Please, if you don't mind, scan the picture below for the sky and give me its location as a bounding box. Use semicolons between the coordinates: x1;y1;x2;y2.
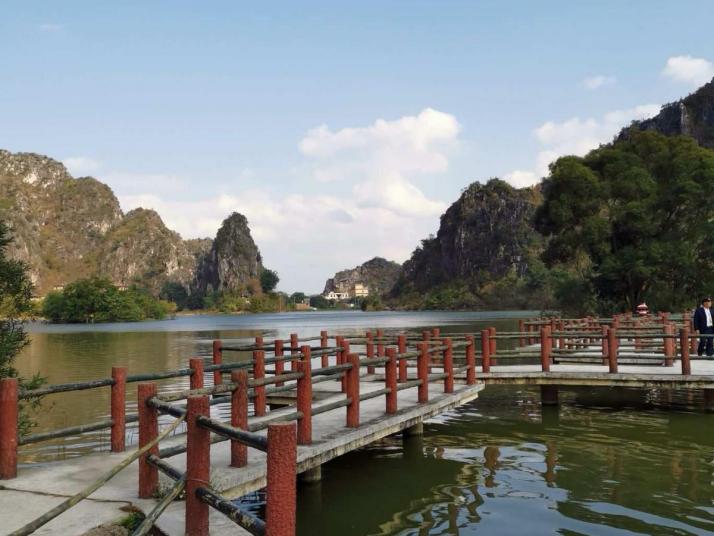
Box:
2;1;714;293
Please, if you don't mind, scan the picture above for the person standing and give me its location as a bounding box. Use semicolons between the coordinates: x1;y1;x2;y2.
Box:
693;297;714;356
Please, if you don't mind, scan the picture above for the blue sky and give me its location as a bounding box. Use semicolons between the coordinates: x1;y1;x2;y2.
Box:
2;1;713;292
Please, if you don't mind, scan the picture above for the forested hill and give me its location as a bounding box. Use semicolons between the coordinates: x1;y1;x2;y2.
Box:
390;179;548;310
619;77;714;149
392;78;714;314
0;150;269;304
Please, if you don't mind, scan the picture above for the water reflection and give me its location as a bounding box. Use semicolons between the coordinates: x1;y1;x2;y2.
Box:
298;386;714;535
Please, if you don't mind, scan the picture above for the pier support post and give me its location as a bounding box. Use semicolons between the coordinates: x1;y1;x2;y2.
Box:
266;422;297;536
212;340;223;388
231;370;248;467
186;395;210;536
189;357;204;390
299;465;322;484
137;382;158;498
346;353;360;428
704;390;714;411
540;385;559;406
253;349;266;416
404;421;424;437
397;334;407;382
297;346;312;444
385;347;397;414
110;366;127;453
0;378;18;479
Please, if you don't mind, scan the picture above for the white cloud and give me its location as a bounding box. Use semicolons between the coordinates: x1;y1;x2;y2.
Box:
662;55;714;87
581;75;616;90
63;156;101;176
299;108;457;217
38;23;63;32
504;104;659;186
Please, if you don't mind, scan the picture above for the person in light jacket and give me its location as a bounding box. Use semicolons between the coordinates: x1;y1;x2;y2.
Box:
693;297;714;356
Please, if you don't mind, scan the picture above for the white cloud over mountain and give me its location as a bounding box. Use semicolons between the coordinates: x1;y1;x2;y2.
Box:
662;55;714;87
505;104;659;187
118;108;460;291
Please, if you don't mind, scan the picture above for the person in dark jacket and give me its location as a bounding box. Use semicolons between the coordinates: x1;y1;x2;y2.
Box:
693;297;714;356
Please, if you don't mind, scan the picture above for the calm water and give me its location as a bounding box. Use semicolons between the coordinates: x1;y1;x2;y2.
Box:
15;311;714;535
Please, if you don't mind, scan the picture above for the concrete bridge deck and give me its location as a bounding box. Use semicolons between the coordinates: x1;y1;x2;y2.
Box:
1;379;483;536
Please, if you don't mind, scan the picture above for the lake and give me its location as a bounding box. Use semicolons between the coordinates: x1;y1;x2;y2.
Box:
15;310;714;535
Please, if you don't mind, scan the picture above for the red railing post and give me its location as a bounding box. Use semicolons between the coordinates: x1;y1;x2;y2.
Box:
489;327;496;355
340;339;350;394
274;339;284;387
465;335;476;384
212;340;223;388
601;325;609;365
110;366;127;453
137;382;158;498
481;329;491;373
231;370;248;467
297;346;312;444
186;395;210;536
540;326;551;372
518;319;526;347
664;323;674;366
417;342;429;403
290;333;299;372
346;353;360;428
189;357;204;390
680;327;691;376
0;378;18;479
320;330;329;368
385;347;397;414
607;328;618;373
366;330;375;375
266;422;297;536
254;349;266;416
376;328;385;359
443;338;454;393
397;334;407;382
422;328;431;374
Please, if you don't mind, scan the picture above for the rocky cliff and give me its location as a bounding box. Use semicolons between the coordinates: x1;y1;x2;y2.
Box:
391;179;543;308
0;150;265;300
619;77;714;149
195;212;263;296
323;257;401;297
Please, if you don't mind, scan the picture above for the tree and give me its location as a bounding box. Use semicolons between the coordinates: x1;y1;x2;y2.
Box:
535;131;714;312
160;281;189;311
260;268;279;293
0;220;44;434
0;221;33;377
289;292;306;304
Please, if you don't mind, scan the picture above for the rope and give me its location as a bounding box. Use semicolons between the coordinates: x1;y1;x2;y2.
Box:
9;414;186;536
